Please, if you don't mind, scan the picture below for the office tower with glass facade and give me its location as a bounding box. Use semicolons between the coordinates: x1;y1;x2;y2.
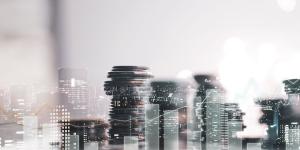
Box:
256;98;284;150
50;105;71;150
69;119;109;149
0;89;9;113
58;68;89;119
205;89;244;150
193;74;220;149
280;79;300;150
225;103;244;150
149;80;188;150
285;122;300;150
104;66;153;147
205;89;224;149
10;85;31;124
145;104;159;150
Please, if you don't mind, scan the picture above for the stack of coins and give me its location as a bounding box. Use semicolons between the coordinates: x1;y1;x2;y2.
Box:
104;66;153;146
283;79;300;94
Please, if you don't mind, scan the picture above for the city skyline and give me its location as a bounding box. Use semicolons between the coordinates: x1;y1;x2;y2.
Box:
1;0;300;149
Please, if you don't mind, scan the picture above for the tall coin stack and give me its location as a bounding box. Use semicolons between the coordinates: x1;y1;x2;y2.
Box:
104;66;153;147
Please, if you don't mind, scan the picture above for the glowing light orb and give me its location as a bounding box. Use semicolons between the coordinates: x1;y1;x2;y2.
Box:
176;69;193;79
277;0;296;13
219;37;253;100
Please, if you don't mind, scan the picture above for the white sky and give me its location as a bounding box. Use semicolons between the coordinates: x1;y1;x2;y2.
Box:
0;0;54;87
1;0;300;137
59;0;300;136
60;0;300;90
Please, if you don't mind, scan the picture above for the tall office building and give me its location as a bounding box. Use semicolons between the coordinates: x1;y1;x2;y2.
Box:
193;74;220;149
285;122;300;150
205;89;224;149
280;79;300;150
69;119;109;149
58;68;89;119
10;85;31;124
50;105;71;150
205;89;244;150
257;79;300;150
225;103;244;150
149;80;188;150
256;98;284;150
104;66;153;147
0;89;9;113
145;104;159;150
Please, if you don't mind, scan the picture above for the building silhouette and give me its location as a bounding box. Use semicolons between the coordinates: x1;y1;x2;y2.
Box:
256;79;300;150
281;79;300;150
51;105;71;150
58;68;89;119
149;80;188;150
193;74;220;149
205;89;244;150
10;85;31;124
69;119;109;149
256;98;283;150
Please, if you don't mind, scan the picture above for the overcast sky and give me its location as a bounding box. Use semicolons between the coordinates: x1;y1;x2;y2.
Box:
59;0;300;90
1;0;300;138
57;1;300;135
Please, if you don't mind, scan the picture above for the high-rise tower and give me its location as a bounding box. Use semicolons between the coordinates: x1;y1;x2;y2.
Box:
149;80;188;150
281;79;300;150
69;119;109;149
256;98;283;150
193;74;220;149
58;68;88;119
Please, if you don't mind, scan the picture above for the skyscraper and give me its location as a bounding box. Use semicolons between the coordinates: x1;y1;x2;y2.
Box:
149;80;188;150
104;66;153;147
193;74;220;150
205;89;244;150
258;79;300;150
50;105;71;150
145;104;159;150
10;85;31;124
205;89;224;150
225;103;244;150
256;98;283;150
69;119;109;149
280;79;300;150
285;122;300;150
58;68;88;119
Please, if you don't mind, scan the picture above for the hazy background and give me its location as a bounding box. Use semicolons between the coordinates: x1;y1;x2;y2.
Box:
1;0;300;138
57;0;300;136
58;0;300;90
1;0;300;93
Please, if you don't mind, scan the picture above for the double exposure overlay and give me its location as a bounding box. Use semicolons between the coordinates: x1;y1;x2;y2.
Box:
1;0;300;150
